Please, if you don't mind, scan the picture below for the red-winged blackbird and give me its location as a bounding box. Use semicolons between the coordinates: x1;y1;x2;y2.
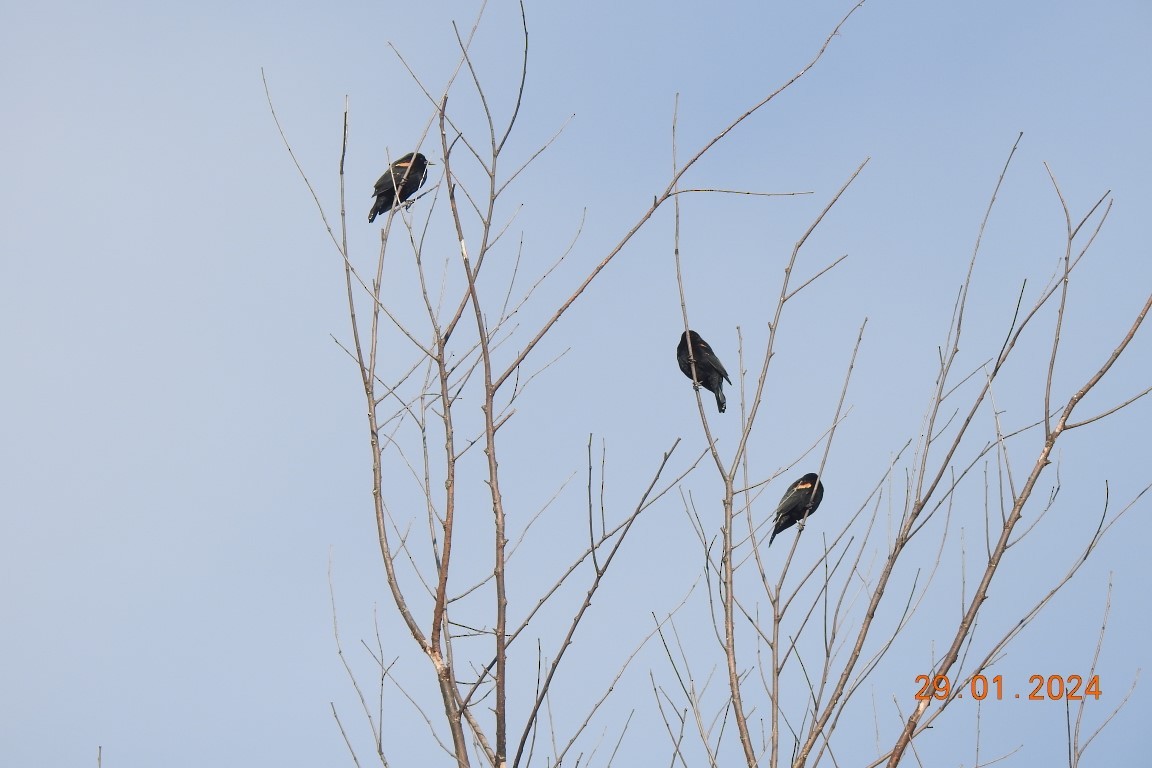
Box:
368;152;430;223
677;330;732;413
769;473;824;546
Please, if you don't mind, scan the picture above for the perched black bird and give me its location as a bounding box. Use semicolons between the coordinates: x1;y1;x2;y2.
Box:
368;152;430;223
677;330;732;413
769;473;824;546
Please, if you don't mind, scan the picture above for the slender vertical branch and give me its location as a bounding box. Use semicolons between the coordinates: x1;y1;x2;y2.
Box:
441;94;508;768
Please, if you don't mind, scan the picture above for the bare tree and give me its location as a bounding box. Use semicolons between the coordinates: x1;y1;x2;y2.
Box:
655;128;1149;766
268;3;1147;766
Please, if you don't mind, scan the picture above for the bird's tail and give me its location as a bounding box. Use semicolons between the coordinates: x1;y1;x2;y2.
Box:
715;387;726;413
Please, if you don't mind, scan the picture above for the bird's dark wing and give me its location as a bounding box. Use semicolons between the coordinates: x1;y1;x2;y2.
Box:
373;171;398;197
696;342;731;385
781;476;822;515
396;163;428;202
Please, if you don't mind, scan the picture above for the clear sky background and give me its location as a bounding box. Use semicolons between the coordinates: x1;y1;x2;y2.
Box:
2;1;1150;766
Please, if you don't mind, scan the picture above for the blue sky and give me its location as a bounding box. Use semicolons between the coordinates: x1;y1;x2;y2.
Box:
2;1;1150;766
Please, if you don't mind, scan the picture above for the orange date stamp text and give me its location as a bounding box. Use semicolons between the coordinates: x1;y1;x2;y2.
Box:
914;674;1101;701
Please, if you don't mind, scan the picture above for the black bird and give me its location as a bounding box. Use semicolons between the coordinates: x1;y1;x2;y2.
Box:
769;473;824;546
677;330;732;413
368;152;430;223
